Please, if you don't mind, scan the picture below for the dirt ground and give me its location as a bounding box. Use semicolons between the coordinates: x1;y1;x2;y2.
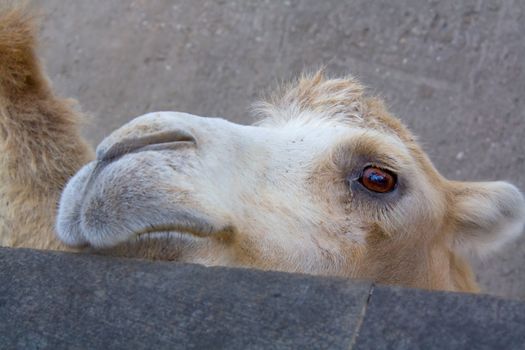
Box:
38;0;525;299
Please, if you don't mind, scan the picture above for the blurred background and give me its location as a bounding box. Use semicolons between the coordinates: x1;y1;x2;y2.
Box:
38;0;524;299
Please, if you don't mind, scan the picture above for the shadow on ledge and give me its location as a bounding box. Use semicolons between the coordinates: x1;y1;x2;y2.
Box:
0;247;524;349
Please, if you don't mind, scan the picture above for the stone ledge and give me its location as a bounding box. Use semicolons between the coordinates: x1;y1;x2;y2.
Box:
354;285;525;350
0;247;524;349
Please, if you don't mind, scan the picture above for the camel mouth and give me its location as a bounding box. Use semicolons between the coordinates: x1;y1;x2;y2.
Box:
134;231;206;245
133;223;235;242
134;226;211;240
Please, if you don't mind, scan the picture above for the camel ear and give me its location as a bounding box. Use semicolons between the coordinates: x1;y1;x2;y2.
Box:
451;181;525;256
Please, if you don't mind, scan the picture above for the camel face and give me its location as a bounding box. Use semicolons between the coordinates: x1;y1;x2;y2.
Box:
58;111;379;271
56;74;525;291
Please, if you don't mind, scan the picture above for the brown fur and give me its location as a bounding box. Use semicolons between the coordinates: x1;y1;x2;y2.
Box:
0;4;93;249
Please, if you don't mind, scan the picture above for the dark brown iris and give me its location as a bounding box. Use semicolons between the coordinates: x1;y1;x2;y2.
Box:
360;166;397;193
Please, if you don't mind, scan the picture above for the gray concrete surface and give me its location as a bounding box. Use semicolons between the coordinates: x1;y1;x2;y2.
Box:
0;248;370;349
355;285;525;350
2;248;525;349
36;1;525;298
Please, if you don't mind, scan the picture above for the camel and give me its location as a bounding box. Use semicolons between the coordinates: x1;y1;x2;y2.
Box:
1;5;524;293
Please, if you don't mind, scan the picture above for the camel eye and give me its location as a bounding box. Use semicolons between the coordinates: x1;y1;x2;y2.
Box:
359;166;397;193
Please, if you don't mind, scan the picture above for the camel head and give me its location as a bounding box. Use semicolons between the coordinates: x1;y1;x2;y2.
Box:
56;73;525;292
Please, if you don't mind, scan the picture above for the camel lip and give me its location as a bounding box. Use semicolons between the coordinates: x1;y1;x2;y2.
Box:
133;223;236;241
134;225;211;239
134;231;206;244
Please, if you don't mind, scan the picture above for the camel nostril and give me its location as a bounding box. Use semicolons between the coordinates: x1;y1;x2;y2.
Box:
97;130;196;162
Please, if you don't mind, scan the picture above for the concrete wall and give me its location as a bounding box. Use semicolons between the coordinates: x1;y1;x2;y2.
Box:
2;248;524;349
37;1;525;299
